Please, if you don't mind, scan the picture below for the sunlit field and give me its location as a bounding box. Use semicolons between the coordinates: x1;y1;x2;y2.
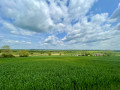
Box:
0;56;120;90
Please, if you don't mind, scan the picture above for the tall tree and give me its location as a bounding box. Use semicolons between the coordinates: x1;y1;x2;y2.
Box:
1;45;12;54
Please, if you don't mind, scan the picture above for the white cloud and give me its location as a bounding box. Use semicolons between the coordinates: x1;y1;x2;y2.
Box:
0;18;35;36
0;18;17;32
2;39;31;45
0;0;54;33
44;35;64;46
11;29;36;36
0;39;33;49
114;23;120;30
0;0;96;33
91;13;108;24
110;3;120;21
68;0;96;20
62;13;118;46
0;0;120;49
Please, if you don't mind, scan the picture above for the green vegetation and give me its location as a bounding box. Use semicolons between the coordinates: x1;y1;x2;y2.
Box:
18;50;29;57
48;51;52;56
1;45;14;57
59;52;62;56
0;56;120;90
0;45;120;57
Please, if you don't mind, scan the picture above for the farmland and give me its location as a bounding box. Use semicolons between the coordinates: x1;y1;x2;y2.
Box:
0;56;120;90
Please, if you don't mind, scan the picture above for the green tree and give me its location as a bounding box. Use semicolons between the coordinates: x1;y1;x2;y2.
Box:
48;52;52;56
104;50;113;56
30;52;34;56
18;50;29;57
40;51;45;55
64;51;67;55
1;45;14;57
1;45;11;53
59;52;62;56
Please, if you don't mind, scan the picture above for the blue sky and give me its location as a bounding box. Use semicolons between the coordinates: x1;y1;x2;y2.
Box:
0;0;120;50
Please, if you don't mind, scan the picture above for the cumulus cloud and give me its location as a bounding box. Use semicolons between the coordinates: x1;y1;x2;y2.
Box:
44;35;64;46
0;0;120;49
0;0;96;33
62;13;112;44
68;0;95;20
0;0;54;33
0;18;35;35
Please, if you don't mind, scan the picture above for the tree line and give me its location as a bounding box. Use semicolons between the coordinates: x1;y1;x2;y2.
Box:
0;45;29;57
0;45;116;58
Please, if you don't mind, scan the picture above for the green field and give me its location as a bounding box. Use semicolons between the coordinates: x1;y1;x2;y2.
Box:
0;56;120;90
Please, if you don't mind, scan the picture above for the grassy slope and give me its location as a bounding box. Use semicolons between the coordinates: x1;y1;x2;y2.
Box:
0;56;120;90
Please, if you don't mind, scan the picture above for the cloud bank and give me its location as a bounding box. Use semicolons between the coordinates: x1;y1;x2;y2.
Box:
0;0;120;49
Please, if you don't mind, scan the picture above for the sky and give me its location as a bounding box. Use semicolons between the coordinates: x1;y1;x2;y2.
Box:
0;0;120;50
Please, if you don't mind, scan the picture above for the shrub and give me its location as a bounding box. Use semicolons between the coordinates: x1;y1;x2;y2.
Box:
1;53;14;58
48;52;52;56
30;52;34;56
103;50;113;56
59;53;62;56
18;50;29;57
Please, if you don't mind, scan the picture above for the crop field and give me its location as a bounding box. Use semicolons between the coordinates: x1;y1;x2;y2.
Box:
0;56;120;90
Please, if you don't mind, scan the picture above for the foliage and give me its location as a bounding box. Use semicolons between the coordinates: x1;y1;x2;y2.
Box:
0;45;14;57
1;53;14;58
64;51;67;55
103;50;113;56
48;52;52;56
18;50;29;57
30;52;34;56
40;51;45;54
1;49;119;57
79;51;92;56
59;53;62;56
1;45;12;54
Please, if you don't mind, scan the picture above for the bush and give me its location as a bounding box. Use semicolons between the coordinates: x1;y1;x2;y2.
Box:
59;53;62;56
18;50;29;57
48;52;52;56
1;53;14;58
30;52;34;56
103;50;113;56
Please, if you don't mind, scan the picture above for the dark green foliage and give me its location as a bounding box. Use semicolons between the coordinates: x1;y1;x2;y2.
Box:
103;50;113;56
79;51;92;56
0;56;120;89
39;51;45;54
18;50;29;57
1;53;14;58
30;52;34;56
59;53;62;56
64;51;67;55
48;52;52;56
11;49;119;56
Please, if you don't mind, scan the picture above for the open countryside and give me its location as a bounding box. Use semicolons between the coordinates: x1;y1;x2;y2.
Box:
0;47;120;89
0;0;120;90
